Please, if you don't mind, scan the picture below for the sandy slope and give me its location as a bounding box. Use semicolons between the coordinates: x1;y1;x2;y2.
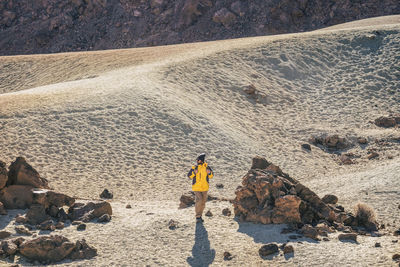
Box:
0;16;400;266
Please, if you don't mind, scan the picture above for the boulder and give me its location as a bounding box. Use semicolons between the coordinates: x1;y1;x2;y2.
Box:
0;161;7;189
68;201;112;222
26;204;49;225
32;189;75;209
7;157;49;188
301;144;311;151
97;214;111;223
310;134;349;150
0;231;11;239
322;194;338;205
0;185;34;209
100;189;113;199
69;239;97;260
299;224;319;240
283;245;294;254
0;202;7;215
179;192;195;209
1;239;18;256
251;156;270;170
39;220;56;231
213;8;237;28
19;235;75;263
259;243;279;257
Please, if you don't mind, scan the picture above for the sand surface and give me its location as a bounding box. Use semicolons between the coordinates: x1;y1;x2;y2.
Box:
0;15;400;266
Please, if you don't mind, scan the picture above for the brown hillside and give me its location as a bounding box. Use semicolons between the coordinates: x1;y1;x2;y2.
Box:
1;0;400;55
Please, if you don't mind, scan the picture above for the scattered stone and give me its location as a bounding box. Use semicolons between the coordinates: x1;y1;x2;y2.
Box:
216;183;224;189
338;233;357;242
7;157;49;188
367;152;379;160
357;137;368;145
223;251;233;260
168;219;178;230
98;214;111;223
323;237;330;241
26;204;49;225
0;201;7;215
244;84;256;95
68;201;112;222
15;214;27;224
15;225;32;236
100;189;113;199
126;204;132;209
393;229;400;236
375;242;381;247
283;245;294;254
322;194;338;205
0;231;11;239
222;208;231;216
205;210;213;217
259;243;279;257
309;134;349;150
48;205;60;218
392;254;400;261
69;239;97;260
388;155;394;159
339;154;353;165
0;185;34;209
301;143;311;151
179;192;195;209
299;224;319;240
375;116;397;128
77;224;86;231
19;235;75;263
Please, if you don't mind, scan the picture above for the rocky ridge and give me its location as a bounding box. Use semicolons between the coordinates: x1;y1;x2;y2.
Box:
1;0;400;55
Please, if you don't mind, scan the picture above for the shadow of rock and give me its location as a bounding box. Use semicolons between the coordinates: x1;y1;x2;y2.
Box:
187;222;215;267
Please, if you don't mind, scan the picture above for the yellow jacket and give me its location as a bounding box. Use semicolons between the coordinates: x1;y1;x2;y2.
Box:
187;162;213;192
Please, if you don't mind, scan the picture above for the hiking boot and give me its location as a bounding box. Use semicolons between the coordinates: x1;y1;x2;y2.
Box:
196;217;204;223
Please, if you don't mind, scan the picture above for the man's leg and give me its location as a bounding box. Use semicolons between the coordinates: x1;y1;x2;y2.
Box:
199;191;208;216
194;191;204;218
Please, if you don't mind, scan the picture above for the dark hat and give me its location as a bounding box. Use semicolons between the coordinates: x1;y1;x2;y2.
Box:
197;153;206;162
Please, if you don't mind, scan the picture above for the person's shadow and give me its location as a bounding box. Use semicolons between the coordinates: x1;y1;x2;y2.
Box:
187;222;215;267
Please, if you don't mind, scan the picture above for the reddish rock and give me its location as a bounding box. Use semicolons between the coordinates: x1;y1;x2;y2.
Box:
39;220;56;231
19;235;75;263
339;154;353;165
205;210;213;217
0;231;11;239
69;239;97;260
283;244;294;254
213;8;237;28
222;208;232;216
179;192;195;209
26;204;49;225
32;189;75;209
338;233;357;242
310;135;349;150
244;84;256;95
299;224;319;240
7;157;49;188
357;137;368;144
0;185;34;209
1;239;18;256
251;156;271;170
271;195;301;224
68;201;112;222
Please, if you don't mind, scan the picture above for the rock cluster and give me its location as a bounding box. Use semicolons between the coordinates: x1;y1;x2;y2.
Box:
233;157;378;234
309;134;349;150
0;157;112;263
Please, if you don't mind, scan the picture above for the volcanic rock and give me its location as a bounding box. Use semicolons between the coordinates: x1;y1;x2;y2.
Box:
26;204;49;225
98;214;111;223
19;235;75;263
39;220;56;231
68;201;112;222
299;224;319;240
322;194;338;205
222;208;231;216
367;152;379;160
168;219;178;230
7;157;49;188
69;239;97;260
0;185;34;209
0;161;7;189
77;223;86;231
213;8;237;28
15;225;32;236
32;189;75;209
0;202;7;215
375;116;397;128
179;192;195;209
100;189;113;199
205;210;213;217
283;244;294;254
234;157;337;225
216;183;224;189
309;134;349;150
1;239;18;256
301;144;311;151
259;243;279;257
0;231;11;239
223;251;233;260
55;222;65;230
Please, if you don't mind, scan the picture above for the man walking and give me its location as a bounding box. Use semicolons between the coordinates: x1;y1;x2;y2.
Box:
187;153;213;222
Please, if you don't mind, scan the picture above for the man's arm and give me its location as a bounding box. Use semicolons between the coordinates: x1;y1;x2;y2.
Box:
207;166;213;179
187;166;196;179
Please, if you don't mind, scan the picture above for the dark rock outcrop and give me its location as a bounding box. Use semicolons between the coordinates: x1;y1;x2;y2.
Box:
259;243;279;257
32;189;75;209
68;201;112;222
7;157;49;188
100;189;113;199
0;185;34;209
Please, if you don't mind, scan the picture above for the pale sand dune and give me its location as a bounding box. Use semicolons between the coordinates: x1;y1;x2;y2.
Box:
0;16;400;266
